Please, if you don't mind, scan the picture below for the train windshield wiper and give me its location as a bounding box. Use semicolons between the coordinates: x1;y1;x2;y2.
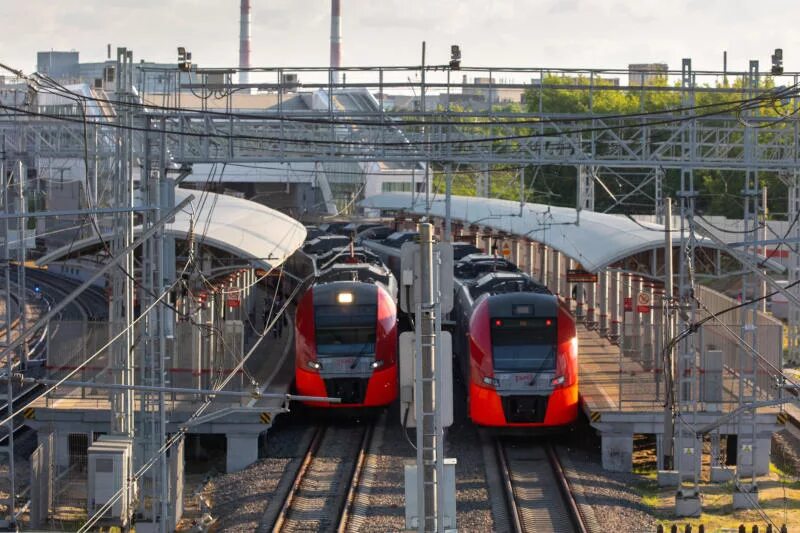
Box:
528;348;556;386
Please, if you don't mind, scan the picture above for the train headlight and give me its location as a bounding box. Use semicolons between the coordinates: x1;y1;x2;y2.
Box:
551;375;565;386
307;360;322;370
482;376;499;388
371;360;384;369
337;292;353;304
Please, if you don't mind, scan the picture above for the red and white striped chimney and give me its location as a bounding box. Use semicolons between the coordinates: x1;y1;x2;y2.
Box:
239;0;251;85
330;0;342;84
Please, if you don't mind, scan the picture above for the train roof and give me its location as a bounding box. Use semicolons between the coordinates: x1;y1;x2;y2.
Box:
454;254;520;280
302;235;352;254
463;271;551;299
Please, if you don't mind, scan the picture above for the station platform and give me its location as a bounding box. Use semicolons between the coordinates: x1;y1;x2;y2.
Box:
578;323;782;474
25;312;297;474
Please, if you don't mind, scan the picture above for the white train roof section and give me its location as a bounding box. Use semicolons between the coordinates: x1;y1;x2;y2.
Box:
361;192;758;273
38;189;307;270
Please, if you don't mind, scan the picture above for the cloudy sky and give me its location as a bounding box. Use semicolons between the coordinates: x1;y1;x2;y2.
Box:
2;0;798;75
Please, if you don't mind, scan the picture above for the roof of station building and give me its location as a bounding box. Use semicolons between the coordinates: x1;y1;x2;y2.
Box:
360;193;777;273
37;188;307;270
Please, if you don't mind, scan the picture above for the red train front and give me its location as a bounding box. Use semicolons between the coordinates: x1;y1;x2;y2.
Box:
466;292;578;427
295;281;398;407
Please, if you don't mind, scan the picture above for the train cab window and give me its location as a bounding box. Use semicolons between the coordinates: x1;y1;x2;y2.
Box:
314;304;377;357
315;326;376;356
490;317;556;372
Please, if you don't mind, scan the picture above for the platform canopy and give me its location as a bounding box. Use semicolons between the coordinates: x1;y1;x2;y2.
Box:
360;192;782;275
37;188;307;271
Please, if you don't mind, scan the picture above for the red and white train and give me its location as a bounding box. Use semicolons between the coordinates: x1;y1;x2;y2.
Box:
452;254;579;429
292;237;399;408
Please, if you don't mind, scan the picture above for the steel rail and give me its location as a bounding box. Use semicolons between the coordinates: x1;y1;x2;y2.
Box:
495;439;524;533
546;444;589;533
271;425;326;532
336;423;375;533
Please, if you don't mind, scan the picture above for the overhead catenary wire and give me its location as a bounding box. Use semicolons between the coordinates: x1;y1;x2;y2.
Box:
19;67;800;128
0;77;797;153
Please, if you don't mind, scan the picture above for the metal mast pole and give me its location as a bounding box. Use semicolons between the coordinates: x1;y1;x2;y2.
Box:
662;198;674;470
110;46;136;525
415;223;439;531
15;160;26;370
1;151;16;528
735;59;761;505
674;57;701;515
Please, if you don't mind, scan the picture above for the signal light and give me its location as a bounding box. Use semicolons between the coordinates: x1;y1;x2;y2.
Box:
494;319;502;327
772;48;783;75
545;319;552;326
337;292;353;304
178;47;192;72
450;45;461;70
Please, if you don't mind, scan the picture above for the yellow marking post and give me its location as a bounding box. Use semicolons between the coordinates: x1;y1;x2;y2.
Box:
259;412;272;424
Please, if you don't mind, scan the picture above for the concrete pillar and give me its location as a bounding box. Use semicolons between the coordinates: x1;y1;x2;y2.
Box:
226;433;260;472
626;276;642;361
609;271;620;341
621;274;633;355
511;239;520;268
642;281;654;371
601;433;633;472
55;431;70;468
586;274;596;326
527;241;535;278
754;437;772;476
538;244;548;285
598;269;609;336
550;250;561;297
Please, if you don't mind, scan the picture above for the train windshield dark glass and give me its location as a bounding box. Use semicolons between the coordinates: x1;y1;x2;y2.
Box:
314;304;377;357
490;318;556;372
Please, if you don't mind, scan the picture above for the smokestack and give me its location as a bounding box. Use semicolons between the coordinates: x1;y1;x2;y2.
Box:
239;0;251;85
330;0;341;85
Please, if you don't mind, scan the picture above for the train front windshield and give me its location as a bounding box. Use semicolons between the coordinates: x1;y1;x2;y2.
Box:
315;304;377;357
490;318;556;372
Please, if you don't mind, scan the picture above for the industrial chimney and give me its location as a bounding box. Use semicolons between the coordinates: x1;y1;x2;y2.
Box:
239;0;251;85
330;0;341;85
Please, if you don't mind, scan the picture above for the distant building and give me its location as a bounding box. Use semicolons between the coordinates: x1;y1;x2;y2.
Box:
36;51;80;79
462;76;527;105
36;50;196;93
628;63;668;86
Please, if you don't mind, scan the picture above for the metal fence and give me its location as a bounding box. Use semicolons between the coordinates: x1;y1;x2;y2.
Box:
615;285;783;411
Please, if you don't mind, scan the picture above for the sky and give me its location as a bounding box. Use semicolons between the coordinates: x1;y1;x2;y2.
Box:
2;0;799;77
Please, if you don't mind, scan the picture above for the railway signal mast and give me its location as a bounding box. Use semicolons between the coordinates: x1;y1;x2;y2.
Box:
400;223;456;532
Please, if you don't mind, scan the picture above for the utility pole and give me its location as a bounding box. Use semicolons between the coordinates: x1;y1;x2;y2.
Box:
662;198;674;471
416;222;438;532
1;150;16;529
110;46;136;527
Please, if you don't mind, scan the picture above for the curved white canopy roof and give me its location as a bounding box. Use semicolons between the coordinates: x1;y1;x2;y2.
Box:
38;189;307;270
361;192;770;273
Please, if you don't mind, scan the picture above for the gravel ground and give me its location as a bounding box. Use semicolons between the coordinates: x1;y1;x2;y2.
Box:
192;421;312;532
772;428;800;477
558;427;656;533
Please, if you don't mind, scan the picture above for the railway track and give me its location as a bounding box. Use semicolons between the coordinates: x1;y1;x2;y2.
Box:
268;422;374;533
495;438;588;533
